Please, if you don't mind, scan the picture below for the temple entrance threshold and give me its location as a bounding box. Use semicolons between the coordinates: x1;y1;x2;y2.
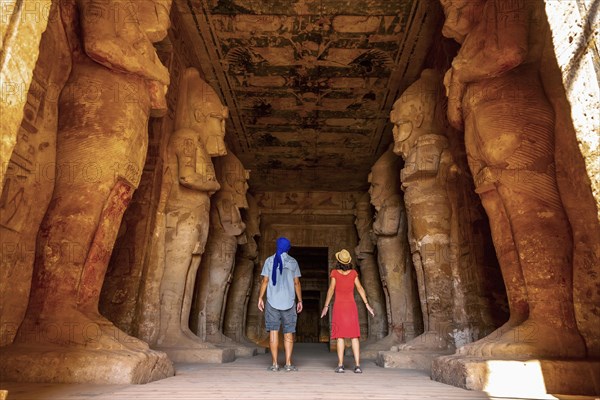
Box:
0;344;510;399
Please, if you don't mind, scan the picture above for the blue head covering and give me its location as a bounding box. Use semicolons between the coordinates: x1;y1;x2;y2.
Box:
272;237;291;285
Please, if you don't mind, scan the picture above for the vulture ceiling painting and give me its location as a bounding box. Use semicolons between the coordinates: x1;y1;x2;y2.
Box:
173;0;441;191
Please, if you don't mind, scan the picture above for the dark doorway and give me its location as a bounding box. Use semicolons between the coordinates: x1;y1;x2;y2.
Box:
288;247;329;343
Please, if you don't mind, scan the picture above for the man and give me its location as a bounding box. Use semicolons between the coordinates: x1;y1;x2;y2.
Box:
258;237;303;371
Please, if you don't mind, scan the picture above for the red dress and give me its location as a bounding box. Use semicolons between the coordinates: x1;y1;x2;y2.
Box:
330;269;360;339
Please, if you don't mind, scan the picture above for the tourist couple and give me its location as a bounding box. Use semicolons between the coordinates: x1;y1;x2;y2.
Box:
257;237;375;373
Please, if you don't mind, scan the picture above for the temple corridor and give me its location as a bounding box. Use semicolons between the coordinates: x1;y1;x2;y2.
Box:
1;0;598;398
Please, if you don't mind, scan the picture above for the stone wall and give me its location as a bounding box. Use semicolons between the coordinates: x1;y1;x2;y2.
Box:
541;0;600;357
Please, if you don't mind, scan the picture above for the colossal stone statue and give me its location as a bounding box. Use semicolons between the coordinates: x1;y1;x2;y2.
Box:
354;193;387;343
365;148;421;350
441;0;586;358
390;69;455;351
0;0;70;346
223;193;261;345
2;0;174;383
155;67;233;363
193;151;255;357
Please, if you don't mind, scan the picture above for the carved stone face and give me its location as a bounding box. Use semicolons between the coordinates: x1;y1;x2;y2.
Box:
390;98;420;159
440;0;484;43
221;160;250;210
368;149;401;210
368;172;384;210
191;82;228;157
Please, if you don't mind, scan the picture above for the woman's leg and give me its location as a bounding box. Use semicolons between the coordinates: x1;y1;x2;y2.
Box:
336;338;345;366
351;338;360;366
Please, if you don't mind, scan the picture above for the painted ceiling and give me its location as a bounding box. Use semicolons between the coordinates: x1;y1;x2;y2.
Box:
173;0;441;191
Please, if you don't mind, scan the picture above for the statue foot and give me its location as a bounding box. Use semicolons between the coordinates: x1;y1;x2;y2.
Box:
459;319;586;358
364;331;403;351
395;331;453;351
206;332;251;348
457;317;524;356
19;308;150;352
156;330;216;349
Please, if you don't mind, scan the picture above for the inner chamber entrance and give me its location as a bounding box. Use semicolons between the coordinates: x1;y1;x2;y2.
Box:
288;246;329;343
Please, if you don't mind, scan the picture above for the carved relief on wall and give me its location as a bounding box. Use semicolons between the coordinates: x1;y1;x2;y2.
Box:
255;191;359;214
0;0;53;187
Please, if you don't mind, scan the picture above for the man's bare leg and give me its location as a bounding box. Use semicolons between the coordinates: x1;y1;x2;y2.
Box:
284;333;294;366
270;330;279;366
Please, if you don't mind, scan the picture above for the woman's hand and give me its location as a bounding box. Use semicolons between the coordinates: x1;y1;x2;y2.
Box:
366;303;375;317
320;306;329;318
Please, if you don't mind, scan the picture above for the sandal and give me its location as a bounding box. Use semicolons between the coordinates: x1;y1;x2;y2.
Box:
284;364;298;372
354;365;363;373
335;365;345;373
267;364;279;371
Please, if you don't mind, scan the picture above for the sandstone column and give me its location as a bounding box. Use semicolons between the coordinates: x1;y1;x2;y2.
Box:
153;67;234;363
1;0;174;384
353;193;387;343
365;148;422;351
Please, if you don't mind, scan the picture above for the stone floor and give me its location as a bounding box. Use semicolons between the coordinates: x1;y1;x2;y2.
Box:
0;344;596;400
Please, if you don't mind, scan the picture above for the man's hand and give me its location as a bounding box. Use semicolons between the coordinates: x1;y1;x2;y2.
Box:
296;301;303;313
258;298;265;312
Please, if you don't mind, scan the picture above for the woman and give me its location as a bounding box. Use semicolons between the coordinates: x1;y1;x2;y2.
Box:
321;249;375;373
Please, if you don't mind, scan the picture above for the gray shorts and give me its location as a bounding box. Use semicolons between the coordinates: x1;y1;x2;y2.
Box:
265;302;297;334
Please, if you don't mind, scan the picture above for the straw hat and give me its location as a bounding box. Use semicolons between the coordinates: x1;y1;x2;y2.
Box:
335;249;352;265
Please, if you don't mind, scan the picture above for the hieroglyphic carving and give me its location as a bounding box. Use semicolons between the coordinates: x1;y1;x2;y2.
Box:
255;191;359;215
1;0;53;187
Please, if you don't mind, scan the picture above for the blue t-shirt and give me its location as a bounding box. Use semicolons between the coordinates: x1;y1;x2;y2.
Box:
261;253;301;310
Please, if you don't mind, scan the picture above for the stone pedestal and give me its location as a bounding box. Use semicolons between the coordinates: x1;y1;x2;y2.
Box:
215;344;257;358
431;355;600;397
360;349;383;360
0;345;174;384
154;347;235;364
377;350;454;371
